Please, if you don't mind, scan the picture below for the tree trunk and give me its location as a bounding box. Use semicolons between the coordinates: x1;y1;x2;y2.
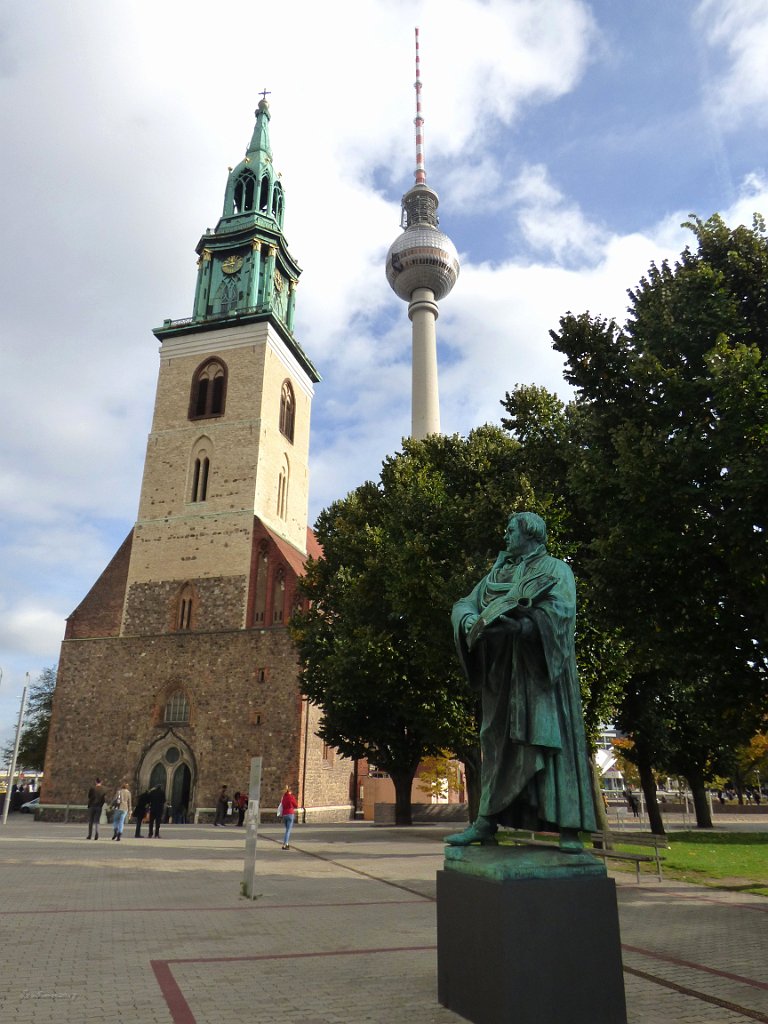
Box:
461;744;482;823
637;745;665;836
685;769;713;828
389;766;417;826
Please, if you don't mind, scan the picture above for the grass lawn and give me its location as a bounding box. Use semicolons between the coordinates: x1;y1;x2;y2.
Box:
616;831;768;895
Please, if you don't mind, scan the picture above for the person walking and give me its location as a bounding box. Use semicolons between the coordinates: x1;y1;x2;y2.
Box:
234;790;247;827
214;785;229;827
279;786;298;849
86;777;106;840
111;781;132;841
148;785;166;838
134;788;151;838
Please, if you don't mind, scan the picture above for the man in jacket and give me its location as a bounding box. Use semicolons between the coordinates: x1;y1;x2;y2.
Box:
86;777;106;840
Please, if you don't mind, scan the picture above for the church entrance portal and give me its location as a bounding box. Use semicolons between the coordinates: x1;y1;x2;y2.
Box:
139;733;195;823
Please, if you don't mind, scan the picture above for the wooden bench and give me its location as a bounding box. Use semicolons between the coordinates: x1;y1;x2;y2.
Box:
590;831;669;882
498;828;669;883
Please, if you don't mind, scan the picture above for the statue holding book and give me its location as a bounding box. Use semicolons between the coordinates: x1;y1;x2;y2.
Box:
445;512;596;851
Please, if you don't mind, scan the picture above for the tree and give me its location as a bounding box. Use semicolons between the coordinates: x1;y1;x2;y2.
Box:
3;667;57;772
548;214;768;826
292;426;539;824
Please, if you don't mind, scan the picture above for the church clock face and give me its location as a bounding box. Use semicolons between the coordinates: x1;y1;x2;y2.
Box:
222;255;244;275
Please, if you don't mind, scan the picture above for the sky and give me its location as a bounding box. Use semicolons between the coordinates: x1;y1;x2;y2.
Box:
2;0;768;752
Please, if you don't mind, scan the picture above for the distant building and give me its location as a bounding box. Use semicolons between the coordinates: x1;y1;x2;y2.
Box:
42;99;352;821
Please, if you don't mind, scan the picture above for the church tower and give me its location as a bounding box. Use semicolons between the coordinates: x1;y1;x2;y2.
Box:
123;96;319;637
42;101;352;823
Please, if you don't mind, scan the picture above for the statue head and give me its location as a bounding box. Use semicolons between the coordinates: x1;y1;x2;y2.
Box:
506;511;547;551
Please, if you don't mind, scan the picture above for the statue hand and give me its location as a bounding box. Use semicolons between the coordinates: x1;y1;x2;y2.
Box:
462;613;480;634
488;615;522;635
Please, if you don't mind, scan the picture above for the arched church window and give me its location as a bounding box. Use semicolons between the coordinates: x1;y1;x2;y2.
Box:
272;569;286;624
164;691;190;725
176;583;197;630
214;276;238;316
277;456;289;520
253;546;268;624
271;181;284;224
190;359;227;420
259;174;270;213
191;454;210;502
234;171;257;213
279;380;295;442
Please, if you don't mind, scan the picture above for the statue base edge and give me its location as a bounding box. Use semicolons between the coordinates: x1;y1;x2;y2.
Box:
436;870;627;1024
444;841;607;881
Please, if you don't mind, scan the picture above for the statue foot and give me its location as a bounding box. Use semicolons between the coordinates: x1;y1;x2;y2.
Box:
445;820;498;846
559;829;584;854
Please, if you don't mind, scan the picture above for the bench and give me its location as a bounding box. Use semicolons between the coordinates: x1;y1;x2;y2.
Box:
497;828;669;883
590;831;669;882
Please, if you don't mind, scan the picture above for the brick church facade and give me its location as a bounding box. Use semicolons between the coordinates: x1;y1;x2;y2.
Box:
42;99;353;820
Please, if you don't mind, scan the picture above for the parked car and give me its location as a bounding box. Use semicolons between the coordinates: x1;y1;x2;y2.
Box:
20;797;40;813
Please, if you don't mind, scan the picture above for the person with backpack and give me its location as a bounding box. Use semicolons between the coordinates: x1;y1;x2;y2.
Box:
110;781;132;841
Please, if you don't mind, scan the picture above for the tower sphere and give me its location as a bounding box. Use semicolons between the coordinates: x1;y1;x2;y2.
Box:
386;222;460;303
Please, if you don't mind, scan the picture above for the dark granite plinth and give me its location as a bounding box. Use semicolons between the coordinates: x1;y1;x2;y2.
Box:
437;868;627;1024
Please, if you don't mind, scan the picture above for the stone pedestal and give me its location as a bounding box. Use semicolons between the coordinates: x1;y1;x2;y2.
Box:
437;847;627;1024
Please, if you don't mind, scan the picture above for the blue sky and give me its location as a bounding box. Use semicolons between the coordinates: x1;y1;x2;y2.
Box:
2;0;767;751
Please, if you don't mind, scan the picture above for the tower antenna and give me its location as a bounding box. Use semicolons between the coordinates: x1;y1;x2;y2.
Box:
414;27;426;186
385;27;460;441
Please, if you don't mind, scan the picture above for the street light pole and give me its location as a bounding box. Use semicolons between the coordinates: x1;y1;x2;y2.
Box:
2;674;29;825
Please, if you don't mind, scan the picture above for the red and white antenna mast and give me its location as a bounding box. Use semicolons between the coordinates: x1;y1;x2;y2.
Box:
414;27;426;186
386;26;460;440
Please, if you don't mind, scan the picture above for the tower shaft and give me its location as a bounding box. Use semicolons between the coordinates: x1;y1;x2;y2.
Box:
409;288;440;439
385;29;459;440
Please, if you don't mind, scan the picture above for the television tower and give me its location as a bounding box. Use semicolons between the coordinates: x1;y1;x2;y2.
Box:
385;28;460;440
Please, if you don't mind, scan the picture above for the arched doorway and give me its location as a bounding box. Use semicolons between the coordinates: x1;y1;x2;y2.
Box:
138;732;196;824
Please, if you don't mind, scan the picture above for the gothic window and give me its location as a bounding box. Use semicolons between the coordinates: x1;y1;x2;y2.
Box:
190;359;227;420
164;691;190;725
176;584;196;631
272;569;286;624
189;437;213;503
277;457;289;520
259;174;270;213
279;380;295;442
253;547;268;624
271;181;284;224
214;276;238;316
191;454;210;502
234;171;256;213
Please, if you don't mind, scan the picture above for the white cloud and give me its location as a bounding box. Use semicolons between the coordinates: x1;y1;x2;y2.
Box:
697;0;768;126
0;604;65;660
507;164;609;264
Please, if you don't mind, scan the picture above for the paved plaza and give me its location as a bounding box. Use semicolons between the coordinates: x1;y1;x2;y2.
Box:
0;815;766;1023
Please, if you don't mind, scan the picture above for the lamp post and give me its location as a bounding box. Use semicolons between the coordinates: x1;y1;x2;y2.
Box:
2;674;29;825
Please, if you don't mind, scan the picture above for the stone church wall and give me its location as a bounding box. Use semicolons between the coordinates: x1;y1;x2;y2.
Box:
43;627;352;819
122;575;247;635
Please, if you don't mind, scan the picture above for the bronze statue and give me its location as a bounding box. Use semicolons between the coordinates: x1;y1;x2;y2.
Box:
446;512;596;851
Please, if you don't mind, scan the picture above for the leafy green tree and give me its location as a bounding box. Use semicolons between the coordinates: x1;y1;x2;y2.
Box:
548;214;768;826
292;426;538;825
3;667;57;772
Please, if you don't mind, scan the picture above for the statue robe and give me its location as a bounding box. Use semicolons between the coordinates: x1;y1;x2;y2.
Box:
452;545;596;833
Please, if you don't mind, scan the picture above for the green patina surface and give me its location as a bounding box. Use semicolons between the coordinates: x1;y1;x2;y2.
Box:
444;843;607;882
154;97;318;381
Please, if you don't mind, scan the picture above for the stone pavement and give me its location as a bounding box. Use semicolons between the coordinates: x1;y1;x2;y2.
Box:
0;815;766;1023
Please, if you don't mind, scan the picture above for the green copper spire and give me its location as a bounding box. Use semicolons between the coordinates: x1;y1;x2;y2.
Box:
220;98;284;227
154;96;319;386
